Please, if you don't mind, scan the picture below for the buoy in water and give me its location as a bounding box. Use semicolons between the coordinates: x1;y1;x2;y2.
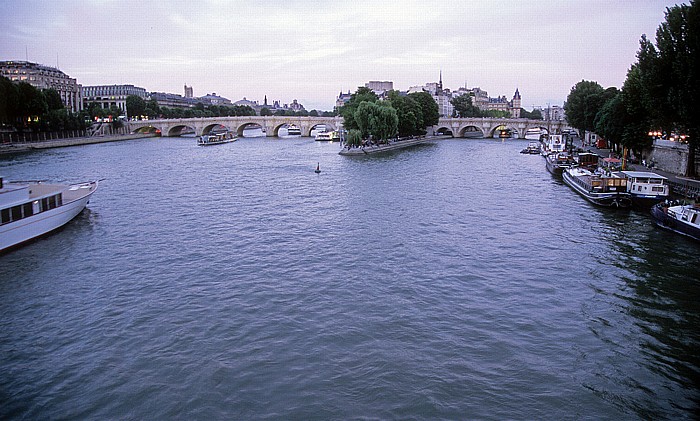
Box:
315;162;321;173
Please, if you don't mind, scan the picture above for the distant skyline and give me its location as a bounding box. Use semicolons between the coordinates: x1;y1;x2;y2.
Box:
0;0;683;111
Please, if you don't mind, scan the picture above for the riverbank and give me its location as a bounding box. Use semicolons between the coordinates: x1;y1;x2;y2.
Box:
0;133;156;155
339;136;438;156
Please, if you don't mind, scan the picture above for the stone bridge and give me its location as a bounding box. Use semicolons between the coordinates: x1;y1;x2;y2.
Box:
433;117;569;138
128;116;343;137
128;115;568;139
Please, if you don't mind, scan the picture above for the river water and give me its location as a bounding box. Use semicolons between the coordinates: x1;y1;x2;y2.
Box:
1;136;699;419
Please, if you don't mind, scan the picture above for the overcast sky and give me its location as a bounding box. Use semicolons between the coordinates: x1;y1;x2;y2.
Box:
0;0;681;111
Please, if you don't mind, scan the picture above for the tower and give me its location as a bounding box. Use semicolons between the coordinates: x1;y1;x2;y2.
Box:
511;88;521;117
184;84;193;98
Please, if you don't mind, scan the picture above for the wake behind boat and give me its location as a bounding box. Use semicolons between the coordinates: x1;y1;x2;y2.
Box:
1;176;99;253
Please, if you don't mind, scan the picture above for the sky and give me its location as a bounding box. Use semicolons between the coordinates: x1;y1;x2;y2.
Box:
0;0;683;111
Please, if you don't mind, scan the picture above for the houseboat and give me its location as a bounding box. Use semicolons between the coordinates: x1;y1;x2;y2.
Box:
651;201;700;241
1;176;99;253
618;171;670;208
562;167;631;208
545;151;576;175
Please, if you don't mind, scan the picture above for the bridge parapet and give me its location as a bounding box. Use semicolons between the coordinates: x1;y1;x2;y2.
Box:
434;117;570;138
128;115;344;137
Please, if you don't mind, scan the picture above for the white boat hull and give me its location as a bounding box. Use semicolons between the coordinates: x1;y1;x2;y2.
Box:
1;184;96;252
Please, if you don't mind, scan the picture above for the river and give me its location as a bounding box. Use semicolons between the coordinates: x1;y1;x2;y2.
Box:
1;136;698;419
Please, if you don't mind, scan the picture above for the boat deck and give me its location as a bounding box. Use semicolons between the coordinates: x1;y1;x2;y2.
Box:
27;182;97;202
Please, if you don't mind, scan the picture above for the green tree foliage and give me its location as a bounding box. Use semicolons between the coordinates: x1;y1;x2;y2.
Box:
388;90;422;137
450;94;482;117
0;76;86;132
564;80;606;137
260;107;272;116
408;91;439;127
635;2;699;175
44;89;64;111
339;86;378;130
308;109;319;117
126;95;146;118
520;108;543;119
353;101;398;141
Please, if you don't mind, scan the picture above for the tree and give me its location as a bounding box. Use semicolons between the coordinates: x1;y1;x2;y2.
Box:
450;94;482;117
126;95;146;119
634;2;700;176
339;86;378;130
388;90;422;137
44;89;64;111
520;108;543;119
353;101;398;141
260;107;272;116
408;91;439;127
564;80;606;138
309;109;319;117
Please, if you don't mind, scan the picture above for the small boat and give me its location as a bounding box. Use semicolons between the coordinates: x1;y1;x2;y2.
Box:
315;131;333;141
651;201;700;241
562;167;631;208
545;151;575;175
1;176;99;253
286;125;301;136
617;171;670;208
520;141;540;154
197;131;237;146
315;163;321;173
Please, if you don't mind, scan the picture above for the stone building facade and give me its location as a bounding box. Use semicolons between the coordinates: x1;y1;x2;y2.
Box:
0;60;82;113
82;84;147;117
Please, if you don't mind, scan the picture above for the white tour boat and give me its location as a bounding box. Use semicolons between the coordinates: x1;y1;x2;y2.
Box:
315;130;341;141
1;176;99;253
286;125;302;136
197;131;237;146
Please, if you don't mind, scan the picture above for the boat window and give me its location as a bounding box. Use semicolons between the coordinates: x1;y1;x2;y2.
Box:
1;208;10;224
11;205;22;221
22;202;33;218
33;200;41;214
48;195;56;209
56;194;62;207
692;213;698;224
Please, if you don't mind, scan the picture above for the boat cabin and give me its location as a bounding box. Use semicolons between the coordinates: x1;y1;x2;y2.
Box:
1;177;64;226
589;175;627;192
619;171;669;196
547;134;565;153
576;153;599;170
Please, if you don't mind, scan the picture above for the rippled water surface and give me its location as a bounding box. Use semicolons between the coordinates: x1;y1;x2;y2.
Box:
1;137;699;419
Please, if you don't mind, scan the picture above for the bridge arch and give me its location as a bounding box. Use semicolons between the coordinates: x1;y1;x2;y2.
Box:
236;121;265;137
132;125;161;135
487;123;517;139
309;122;336;135
166;124;196;137
434;126;454;136
456;125;485;138
202;123;231;135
